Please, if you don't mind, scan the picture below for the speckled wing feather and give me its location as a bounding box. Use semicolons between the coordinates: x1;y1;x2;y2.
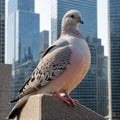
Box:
10;43;72;103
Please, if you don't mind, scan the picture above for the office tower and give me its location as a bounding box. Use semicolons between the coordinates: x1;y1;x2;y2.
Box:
97;55;108;116
7;0;40;98
0;0;5;63
103;56;108;117
108;0;120;120
51;0;108;116
51;0;97;43
7;0;40;64
0;64;11;119
40;30;49;55
12;60;38;99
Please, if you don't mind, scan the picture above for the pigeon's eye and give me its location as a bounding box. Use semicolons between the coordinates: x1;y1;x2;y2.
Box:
70;14;74;18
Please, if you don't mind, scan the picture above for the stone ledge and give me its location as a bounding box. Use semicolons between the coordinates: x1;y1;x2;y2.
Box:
14;94;105;120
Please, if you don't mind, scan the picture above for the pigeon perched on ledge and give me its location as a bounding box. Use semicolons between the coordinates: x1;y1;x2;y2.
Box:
7;9;91;119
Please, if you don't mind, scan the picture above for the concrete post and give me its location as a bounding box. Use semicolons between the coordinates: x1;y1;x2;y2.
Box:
13;94;105;120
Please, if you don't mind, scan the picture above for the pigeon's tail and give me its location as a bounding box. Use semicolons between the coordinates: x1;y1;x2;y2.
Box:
7;95;29;119
10;96;19;103
6;105;24;119
10;90;27;103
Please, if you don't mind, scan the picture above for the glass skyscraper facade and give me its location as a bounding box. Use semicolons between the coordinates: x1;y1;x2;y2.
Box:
0;0;5;63
51;0;97;43
51;0;108;116
7;0;40;98
108;0;120;119
12;60;38;99
7;0;40;64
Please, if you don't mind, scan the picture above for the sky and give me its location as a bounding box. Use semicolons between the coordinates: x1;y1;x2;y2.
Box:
35;0;108;56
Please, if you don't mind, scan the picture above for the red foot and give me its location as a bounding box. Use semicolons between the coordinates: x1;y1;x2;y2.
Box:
55;92;78;106
65;93;78;106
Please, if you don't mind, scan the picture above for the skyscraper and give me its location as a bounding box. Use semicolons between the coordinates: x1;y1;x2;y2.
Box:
7;0;40;64
51;0;97;43
51;0;108;116
108;0;120;120
0;0;5;63
7;0;40;98
96;48;108;116
12;60;38;99
40;30;49;55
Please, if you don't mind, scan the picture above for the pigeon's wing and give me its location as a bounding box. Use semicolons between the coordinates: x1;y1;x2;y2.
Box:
41;45;56;58
19;45;56;94
10;41;72;103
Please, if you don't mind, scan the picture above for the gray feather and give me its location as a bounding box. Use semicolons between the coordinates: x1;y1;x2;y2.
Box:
11;42;72;102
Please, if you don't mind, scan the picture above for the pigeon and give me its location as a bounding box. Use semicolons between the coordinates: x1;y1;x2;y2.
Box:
7;9;91;119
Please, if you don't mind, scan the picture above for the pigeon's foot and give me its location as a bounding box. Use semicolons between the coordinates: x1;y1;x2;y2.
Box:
55;92;78;106
65;92;78;106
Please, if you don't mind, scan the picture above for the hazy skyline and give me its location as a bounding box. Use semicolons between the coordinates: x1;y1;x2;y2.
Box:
35;0;108;56
6;0;108;56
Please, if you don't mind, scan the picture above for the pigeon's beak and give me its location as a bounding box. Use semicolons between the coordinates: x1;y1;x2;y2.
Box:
78;17;84;24
80;20;84;24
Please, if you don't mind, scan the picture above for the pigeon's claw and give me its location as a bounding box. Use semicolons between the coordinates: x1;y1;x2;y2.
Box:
65;92;78;106
55;92;78;106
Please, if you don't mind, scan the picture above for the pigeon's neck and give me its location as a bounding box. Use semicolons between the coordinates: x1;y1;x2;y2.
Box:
61;25;84;39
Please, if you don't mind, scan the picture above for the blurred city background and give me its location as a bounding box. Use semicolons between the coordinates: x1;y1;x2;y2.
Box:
0;0;119;120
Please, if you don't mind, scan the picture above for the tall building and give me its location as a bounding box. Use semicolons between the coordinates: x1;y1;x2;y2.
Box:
0;64;11;120
12;60;38;99
108;0;120;120
7;0;40;98
51;0;108;116
51;0;97;43
40;30;49;55
7;0;40;64
96;54;108;116
0;0;5;63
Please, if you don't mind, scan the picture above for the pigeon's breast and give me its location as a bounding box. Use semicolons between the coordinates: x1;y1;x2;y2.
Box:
41;37;91;94
64;37;91;91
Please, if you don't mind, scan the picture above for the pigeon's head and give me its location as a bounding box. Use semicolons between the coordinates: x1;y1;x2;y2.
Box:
62;10;83;27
